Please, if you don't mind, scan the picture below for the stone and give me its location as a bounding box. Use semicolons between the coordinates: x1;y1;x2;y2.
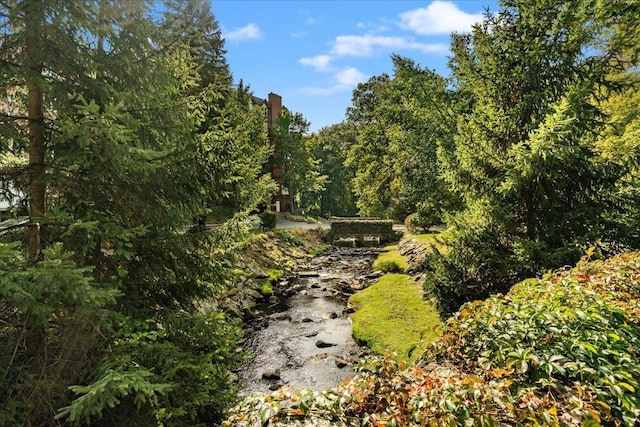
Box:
273;313;292;322
350;282;366;291
301;317;314;323
297;271;320;277
315;340;336;348
262;369;281;381
309;353;328;361
305;331;319;337
335;356;350;368
269;381;284;391
328;312;338;319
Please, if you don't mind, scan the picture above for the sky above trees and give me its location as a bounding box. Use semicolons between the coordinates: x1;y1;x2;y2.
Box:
212;1;497;132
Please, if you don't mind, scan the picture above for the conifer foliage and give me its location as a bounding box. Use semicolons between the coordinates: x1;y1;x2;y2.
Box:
427;0;640;315
0;1;270;425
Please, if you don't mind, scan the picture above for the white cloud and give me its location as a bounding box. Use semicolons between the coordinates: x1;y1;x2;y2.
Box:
300;67;368;96
399;1;483;35
411;42;449;54
305;16;318;25
225;23;263;42
336;67;367;86
356;22;390;34
299;54;334;72
332;35;404;57
331;34;447;57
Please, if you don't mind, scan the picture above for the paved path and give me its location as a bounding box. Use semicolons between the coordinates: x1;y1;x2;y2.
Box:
275;218;330;230
274;217;406;232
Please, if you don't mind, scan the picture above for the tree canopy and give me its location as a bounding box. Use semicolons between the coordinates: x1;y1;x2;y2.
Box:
0;1;272;425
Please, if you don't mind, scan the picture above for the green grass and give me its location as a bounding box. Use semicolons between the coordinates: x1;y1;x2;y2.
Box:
372;245;409;272
309;244;330;257
409;232;438;242
349;273;442;362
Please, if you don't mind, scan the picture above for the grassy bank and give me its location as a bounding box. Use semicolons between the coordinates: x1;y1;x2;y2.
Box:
349;238;442;362
372;244;408;272
349;273;441;361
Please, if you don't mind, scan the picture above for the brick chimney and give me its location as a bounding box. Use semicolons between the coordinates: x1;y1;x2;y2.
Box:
267;92;282;129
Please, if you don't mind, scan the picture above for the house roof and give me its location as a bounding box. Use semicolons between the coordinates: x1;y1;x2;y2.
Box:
252;96;268;107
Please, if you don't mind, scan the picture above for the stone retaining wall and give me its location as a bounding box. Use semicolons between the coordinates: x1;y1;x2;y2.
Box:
330;219;396;245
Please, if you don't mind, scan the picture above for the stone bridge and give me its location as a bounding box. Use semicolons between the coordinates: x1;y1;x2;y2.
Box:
329;217;398;246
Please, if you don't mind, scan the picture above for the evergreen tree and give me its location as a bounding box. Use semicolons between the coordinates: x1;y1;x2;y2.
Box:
427;0;640;316
0;1;269;424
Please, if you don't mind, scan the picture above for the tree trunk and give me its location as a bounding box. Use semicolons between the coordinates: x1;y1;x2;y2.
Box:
25;0;46;261
24;0;47;368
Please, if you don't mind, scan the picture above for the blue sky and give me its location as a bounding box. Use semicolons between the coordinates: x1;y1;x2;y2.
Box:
212;1;498;132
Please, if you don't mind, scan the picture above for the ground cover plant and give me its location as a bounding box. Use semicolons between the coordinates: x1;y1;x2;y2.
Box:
349;273;442;362
224;250;640;426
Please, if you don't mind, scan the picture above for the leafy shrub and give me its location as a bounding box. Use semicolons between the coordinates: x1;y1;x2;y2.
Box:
259;211;278;230
423;250;640;425
372;246;408;273
404;212;437;234
225;251;640;426
373;259;401;273
260;281;273;296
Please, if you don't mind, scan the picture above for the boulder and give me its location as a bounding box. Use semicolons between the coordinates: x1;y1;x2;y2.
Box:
262;369;281;381
334;355;351;368
315;340;337;348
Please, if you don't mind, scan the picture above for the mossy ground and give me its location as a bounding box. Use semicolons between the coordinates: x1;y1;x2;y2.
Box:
349;274;441;362
350;239;442;362
372;245;409;272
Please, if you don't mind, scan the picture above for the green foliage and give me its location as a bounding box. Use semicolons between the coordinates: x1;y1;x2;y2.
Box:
428;0;640;313
266;268;284;280
259;211;278;230
56;368;172;425
305;123;358;217
424;250;640;426
404;212;438;234
372;246;408;273
373;259;402;273
226;251;640;426
345;56;461;220
269;110;321;213
260;281;273;296
0;1;268;425
0;241;120;424
424;201;522;316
